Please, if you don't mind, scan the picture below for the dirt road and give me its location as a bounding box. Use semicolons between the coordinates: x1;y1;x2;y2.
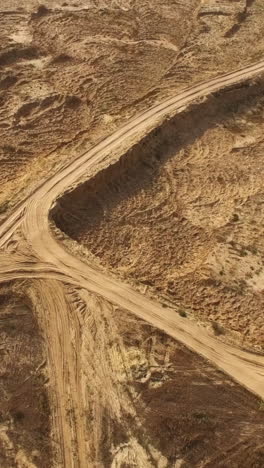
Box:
1;60;264;466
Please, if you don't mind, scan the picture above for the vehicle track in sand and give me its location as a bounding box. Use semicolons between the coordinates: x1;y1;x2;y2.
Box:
1;60;264;466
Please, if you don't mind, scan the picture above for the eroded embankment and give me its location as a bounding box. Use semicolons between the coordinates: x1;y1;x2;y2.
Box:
114;307;264;468
53;79;264;350
0;282;52;467
47;287;264;467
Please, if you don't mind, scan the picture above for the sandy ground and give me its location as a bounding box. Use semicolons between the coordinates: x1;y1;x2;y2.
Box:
54;78;264;351
1;0;264;215
0;283;52;468
0;63;262;466
1;280;264;467
1;0;264;466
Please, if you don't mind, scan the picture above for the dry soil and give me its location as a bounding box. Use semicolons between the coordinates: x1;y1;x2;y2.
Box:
54;78;264;351
1;0;264;466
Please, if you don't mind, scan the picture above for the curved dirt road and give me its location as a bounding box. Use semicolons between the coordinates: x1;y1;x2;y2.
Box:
1;58;264;246
1;60;264;466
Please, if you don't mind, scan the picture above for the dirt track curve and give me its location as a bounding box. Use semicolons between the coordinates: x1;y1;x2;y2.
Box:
1;60;264;467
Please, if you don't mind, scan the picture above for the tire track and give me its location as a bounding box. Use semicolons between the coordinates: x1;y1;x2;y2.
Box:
1;60;264;466
32;280;87;468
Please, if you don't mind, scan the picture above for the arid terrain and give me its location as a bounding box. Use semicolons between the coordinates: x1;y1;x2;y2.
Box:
1;281;264;467
0;282;52;468
54;78;264;351
1;0;264;467
1;0;264;216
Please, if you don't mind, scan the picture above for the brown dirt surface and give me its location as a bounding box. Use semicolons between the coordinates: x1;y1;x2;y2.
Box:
53;79;264;351
44;287;264;467
0;0;199;215
0;282;52;468
116;311;264;468
2;0;264;466
1;0;264;215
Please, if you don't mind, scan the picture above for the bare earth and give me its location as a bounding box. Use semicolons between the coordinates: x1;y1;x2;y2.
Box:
1;1;264;467
54;78;264;350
